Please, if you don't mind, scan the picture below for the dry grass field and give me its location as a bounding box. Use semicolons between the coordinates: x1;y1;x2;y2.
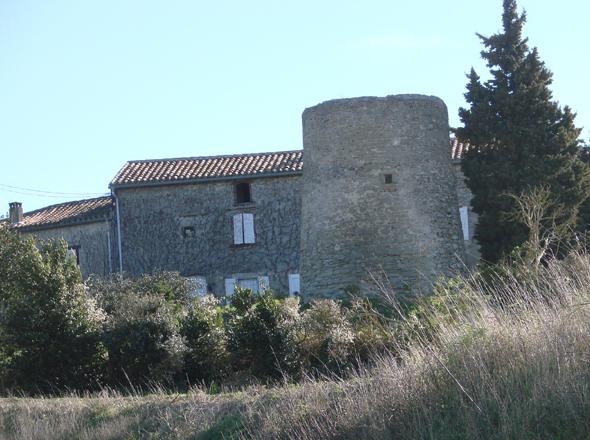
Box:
3;253;590;439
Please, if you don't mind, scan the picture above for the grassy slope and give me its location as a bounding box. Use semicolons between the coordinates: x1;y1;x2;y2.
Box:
3;254;590;439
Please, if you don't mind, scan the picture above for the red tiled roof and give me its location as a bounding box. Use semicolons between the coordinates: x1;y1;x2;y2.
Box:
111;141;471;188
110;150;304;187
7;196;113;230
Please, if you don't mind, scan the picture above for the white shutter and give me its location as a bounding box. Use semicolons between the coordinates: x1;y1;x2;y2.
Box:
243;213;255;244
258;275;270;292
233;214;244;244
225;278;237;296
288;274;300;296
459;206;469;241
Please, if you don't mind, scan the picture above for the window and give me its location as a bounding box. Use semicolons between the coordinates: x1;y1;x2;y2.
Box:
384;173;393;184
67;245;80;265
186;276;207;296
288;273;300;296
238;278;259;292
459;206;469;240
235;182;252;204
182;226;195;238
233;213;255;244
225;275;269;296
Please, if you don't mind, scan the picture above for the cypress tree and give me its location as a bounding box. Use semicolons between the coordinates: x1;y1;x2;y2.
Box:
456;0;590;262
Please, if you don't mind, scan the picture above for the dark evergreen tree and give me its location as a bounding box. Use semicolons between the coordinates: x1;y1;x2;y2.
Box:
456;0;590;262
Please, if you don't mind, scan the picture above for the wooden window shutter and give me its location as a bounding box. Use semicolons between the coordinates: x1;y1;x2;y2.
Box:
225;278;237;296
459;206;469;241
288;274;300;296
233;213;244;244
243;213;255;244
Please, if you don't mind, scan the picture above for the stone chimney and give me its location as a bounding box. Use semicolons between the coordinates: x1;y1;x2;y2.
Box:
9;202;23;224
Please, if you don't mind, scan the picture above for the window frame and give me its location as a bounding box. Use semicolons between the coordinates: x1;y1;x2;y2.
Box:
235;182;252;204
233;212;255;245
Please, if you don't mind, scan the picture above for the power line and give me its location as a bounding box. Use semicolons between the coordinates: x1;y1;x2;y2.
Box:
0;187;109;199
0;183;108;196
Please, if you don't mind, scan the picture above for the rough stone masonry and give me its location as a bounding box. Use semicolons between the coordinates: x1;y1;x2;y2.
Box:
300;95;466;297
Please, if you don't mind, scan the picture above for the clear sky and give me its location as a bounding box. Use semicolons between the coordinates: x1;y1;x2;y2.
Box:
1;0;588;213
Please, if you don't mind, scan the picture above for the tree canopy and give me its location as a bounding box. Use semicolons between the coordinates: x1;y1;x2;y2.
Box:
456;0;590;262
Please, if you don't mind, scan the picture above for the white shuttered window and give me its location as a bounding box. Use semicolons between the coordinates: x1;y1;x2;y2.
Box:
233;213;255;244
459;206;469;241
225;278;237;296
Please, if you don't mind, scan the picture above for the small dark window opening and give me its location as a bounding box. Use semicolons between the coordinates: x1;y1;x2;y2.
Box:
182;226;195;238
235;182;252;204
384;174;393;184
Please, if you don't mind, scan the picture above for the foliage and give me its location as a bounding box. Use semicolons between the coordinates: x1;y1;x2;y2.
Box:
88;273;188;388
0;228;106;393
87;271;192;310
295;299;355;374
181;295;229;384
456;0;590;263
225;288;300;380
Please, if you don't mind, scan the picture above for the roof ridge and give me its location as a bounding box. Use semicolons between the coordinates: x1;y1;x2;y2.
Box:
126;149;303;164
22;195;112;217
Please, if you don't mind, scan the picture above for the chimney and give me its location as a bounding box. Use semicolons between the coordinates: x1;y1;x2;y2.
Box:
9;202;23;224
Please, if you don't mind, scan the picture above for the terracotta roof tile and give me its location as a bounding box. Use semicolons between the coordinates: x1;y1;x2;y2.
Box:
7;196;113;230
110;150;304;187
111;141;469;188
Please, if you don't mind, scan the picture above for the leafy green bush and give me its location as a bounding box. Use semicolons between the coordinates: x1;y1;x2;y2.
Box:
295;299;355;374
87;271;191;310
181;295;229;384
88;273;188;388
225;288;300;380
0;228;106;393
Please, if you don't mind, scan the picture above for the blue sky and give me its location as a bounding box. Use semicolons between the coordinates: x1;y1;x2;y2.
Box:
1;0;589;213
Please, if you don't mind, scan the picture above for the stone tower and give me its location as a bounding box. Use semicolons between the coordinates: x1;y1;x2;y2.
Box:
300;94;465;298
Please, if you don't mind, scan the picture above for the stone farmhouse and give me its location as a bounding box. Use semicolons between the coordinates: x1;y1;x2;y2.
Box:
4;95;479;298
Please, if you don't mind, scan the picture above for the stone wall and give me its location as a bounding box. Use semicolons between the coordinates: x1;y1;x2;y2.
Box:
115;175;302;295
25;221;113;278
300;95;466;298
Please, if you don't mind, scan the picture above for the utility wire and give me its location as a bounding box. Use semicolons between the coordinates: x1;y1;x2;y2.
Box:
0;183;108;196
0;188;108;199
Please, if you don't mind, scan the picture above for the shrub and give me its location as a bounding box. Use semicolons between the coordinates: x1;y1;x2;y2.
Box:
87;271;191;310
181;295;229;384
296;299;355;374
0;228;106;393
345;298;397;362
225;288;300;380
88;273;188;388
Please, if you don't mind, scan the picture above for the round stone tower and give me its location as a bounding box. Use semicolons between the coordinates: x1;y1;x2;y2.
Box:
300;94;465;298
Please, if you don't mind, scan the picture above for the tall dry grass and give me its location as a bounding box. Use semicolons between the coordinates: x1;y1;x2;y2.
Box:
2;252;590;439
